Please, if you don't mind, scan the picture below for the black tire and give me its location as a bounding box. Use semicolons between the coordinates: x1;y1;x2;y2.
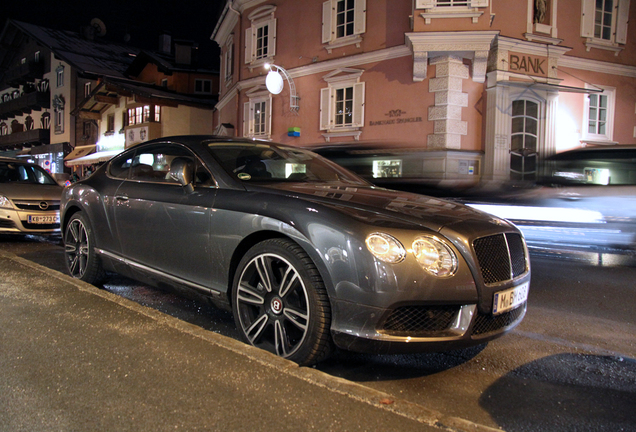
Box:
63;211;105;285
232;238;333;365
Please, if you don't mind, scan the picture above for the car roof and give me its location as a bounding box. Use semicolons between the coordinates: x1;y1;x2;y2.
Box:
0;156;34;164
550;145;636;161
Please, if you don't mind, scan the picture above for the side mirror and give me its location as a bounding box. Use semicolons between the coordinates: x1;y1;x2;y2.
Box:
169;158;194;192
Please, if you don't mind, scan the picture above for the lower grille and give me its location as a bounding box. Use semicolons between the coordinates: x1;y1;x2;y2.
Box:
473;233;528;284
382;305;459;336
380;302;526;339
472;303;526;336
22;222;60;230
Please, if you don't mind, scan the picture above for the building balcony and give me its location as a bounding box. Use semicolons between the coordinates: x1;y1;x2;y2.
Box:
5;61;45;87
0;91;50;120
0;128;50;149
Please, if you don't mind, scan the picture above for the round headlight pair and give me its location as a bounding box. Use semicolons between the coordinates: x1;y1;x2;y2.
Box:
365;232;457;277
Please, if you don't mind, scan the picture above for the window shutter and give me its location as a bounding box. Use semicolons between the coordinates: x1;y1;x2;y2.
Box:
322;1;333;43
354;0;366;36
470;0;489;7
265;98;272;136
268;19;277;58
243;102;252;137
416;0;436;8
320;87;332;130
580;0;595;38
352;82;365;128
616;0;630;44
245;27;253;63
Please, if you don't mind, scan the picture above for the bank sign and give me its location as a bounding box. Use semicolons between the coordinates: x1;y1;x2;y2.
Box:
508;53;548;78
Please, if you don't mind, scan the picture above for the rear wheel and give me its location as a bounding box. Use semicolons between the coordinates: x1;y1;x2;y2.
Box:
232;238;333;365
63;212;104;284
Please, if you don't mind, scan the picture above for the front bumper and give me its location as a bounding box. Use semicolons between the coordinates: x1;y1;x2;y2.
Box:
0;208;61;235
330;298;527;354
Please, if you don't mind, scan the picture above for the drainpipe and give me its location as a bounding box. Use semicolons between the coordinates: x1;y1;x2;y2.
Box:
228;0;241;137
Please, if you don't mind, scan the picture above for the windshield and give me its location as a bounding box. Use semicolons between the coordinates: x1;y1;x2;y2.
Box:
0;161;58;185
206;142;369;185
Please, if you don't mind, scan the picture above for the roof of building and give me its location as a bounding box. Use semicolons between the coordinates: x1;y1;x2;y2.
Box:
0;19;140;80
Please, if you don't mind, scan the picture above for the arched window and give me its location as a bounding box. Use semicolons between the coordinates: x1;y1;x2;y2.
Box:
510;100;538;181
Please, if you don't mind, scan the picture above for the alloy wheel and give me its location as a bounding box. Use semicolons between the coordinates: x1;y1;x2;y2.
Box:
235;253;310;359
64;217;89;279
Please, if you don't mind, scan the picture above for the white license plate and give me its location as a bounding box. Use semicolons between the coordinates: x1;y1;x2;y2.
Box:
27;215;60;224
493;282;529;315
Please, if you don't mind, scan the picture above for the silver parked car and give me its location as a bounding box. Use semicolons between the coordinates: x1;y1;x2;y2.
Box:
0;157;62;236
60;136;530;365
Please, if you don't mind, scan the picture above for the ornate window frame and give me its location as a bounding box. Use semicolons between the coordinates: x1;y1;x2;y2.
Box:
244;5;277;71
322;0;366;53
243;86;272;140
415;0;488;24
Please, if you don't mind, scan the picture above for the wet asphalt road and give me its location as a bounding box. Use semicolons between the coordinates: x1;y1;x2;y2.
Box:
2;235;635;432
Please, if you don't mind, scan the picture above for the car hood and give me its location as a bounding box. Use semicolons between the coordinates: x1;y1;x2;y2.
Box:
0;183;63;201
256;182;513;233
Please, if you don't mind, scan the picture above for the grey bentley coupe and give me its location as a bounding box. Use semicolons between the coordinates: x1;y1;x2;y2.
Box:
60;136;530;365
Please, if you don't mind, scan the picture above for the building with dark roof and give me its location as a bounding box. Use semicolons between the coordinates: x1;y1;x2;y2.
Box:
0;19;218;175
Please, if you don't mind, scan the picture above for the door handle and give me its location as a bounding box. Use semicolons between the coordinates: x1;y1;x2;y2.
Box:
115;195;129;202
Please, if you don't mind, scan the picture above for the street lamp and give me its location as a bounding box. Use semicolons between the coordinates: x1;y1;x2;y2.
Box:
264;63;299;112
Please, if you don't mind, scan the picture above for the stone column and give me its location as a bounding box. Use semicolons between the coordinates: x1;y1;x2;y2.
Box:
483;84;511;182
427;55;469;150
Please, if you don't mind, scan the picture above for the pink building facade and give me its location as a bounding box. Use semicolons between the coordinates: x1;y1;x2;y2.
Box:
212;0;635;185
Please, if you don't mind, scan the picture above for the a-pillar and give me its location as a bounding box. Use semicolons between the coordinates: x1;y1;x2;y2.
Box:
427;55;469;150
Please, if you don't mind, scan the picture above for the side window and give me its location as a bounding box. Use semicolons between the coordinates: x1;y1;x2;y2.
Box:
129;144;214;187
109;152;134;179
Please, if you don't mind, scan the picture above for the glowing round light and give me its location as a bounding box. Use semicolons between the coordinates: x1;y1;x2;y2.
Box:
266;70;284;95
365;233;405;263
411;236;457;277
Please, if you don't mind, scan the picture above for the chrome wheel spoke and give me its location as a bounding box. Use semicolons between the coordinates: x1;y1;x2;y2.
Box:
245;314;269;344
283;306;309;332
255;256;273;292
278;267;298;298
237;283;265;306
274;320;289;357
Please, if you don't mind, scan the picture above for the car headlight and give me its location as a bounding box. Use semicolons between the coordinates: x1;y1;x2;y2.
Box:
365;232;406;263
411;235;457;277
0;195;12;209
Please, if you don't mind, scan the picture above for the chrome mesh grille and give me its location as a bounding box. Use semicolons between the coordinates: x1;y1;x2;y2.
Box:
382;305;459;336
473;233;527;285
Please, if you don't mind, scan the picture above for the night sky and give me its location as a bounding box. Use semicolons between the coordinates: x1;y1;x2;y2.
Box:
1;0;227;68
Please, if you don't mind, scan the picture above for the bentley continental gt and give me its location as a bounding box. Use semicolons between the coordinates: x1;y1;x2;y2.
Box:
61;136;530;365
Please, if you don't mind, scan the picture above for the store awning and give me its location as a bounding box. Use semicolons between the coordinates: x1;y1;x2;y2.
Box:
65;149;122;167
64;145;96;161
